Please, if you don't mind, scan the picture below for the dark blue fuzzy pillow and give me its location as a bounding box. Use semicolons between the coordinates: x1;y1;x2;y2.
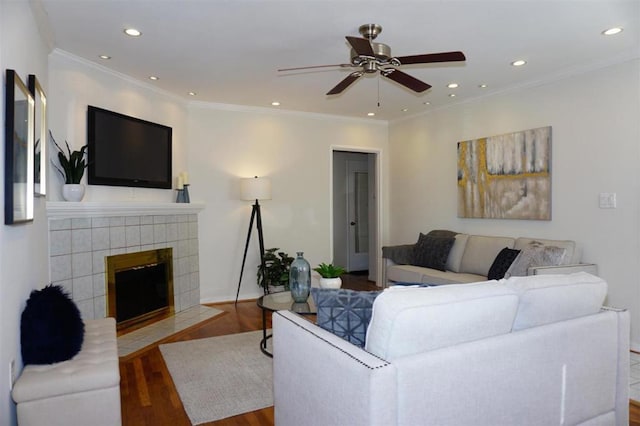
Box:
21;284;85;365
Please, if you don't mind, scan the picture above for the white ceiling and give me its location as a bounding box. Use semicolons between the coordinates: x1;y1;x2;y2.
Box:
37;0;639;121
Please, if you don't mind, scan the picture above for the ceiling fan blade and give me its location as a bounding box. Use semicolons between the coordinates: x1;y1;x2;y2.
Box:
346;36;375;56
395;51;466;65
327;72;363;95
278;63;353;72
382;69;431;93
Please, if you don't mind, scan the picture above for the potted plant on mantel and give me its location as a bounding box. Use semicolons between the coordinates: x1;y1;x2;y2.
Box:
257;248;294;293
50;131;88;202
313;263;346;289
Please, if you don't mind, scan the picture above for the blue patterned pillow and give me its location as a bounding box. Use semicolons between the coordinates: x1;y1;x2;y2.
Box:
311;288;381;347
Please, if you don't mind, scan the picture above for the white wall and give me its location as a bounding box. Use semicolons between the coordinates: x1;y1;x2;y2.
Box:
389;59;640;349
187;104;388;302
0;2;51;424
47;50;189;202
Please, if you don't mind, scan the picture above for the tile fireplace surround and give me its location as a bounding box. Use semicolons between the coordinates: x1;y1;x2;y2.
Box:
47;202;204;321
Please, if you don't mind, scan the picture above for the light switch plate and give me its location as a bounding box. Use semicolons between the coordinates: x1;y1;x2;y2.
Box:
599;192;617;209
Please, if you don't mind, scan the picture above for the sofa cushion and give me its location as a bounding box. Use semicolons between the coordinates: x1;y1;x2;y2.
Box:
413;233;455;271
514;237;579;264
365;282;518;360
445;233;469;273
487;247;521;280
505;242;566;277
311;288;381;347
21;284;85;365
503;272;607;330
386;264;484;286
459;235;516;276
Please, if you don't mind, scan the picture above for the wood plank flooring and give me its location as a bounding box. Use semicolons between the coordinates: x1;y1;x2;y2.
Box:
119;275;640;425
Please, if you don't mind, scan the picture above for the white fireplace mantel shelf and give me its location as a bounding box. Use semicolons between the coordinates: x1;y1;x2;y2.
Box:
46;201;205;218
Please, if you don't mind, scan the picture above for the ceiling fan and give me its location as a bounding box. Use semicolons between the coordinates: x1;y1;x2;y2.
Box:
278;24;466;96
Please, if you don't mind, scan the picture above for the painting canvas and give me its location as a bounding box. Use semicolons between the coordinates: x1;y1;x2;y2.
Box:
457;126;551;220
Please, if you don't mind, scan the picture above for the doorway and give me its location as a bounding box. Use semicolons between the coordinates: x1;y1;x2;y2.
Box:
332;150;378;282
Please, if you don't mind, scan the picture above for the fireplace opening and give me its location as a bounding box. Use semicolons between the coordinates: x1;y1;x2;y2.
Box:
106;248;174;331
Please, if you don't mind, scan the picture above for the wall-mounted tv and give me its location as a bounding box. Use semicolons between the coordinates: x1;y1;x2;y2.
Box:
87;106;172;189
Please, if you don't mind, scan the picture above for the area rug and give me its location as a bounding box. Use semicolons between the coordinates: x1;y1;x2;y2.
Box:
159;330;272;424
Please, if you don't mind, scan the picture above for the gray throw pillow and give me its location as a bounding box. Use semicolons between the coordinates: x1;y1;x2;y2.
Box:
505;242;567;277
311;288;381;347
413;232;455;271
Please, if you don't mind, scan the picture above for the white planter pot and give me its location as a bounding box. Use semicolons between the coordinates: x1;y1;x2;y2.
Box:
319;277;342;289
62;184;85;202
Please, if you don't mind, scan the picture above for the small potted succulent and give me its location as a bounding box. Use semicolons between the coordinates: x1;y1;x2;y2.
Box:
313;262;346;289
50;131;88;201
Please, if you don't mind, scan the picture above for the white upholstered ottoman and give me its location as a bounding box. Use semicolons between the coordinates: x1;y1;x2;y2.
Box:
12;317;122;426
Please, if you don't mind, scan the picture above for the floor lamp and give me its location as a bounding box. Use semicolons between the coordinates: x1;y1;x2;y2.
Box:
235;176;272;304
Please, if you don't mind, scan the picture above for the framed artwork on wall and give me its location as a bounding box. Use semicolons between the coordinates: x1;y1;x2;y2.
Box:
457;126;551;220
28;74;47;197
5;69;35;224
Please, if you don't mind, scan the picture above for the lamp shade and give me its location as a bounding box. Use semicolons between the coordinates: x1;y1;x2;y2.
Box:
240;176;272;201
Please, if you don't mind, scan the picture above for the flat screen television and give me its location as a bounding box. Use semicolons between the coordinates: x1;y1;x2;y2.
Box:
87;106;172;189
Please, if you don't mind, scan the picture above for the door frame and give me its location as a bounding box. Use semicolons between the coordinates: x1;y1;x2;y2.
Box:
329;145;383;286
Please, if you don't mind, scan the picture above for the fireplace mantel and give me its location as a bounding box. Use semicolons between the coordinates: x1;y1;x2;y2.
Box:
46;201;205;218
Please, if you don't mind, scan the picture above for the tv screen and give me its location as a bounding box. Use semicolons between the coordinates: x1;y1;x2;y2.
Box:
87;106;172;189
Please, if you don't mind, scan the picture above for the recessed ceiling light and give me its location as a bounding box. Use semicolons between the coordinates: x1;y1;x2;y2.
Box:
149;76;159;81
124;28;142;37
448;93;456;98
478;84;488;88
99;55;111;60
271;101;280;106
401;108;409;112
447;83;459;89
188;92;196;96
423;101;431;105
602;27;623;36
367;112;375;117
511;59;527;67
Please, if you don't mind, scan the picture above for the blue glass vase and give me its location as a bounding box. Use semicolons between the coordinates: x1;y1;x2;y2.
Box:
289;252;311;303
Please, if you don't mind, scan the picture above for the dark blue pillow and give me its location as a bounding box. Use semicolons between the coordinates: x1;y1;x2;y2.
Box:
21;284;85;365
311;288;381;347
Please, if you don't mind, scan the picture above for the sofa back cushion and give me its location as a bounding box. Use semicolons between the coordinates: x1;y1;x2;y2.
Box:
365;282;518;360
503;272;606;330
459;235;516;276
514;237;580;264
445;233;469;272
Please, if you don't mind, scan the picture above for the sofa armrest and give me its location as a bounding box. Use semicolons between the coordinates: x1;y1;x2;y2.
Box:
272;310;397;426
527;263;598;276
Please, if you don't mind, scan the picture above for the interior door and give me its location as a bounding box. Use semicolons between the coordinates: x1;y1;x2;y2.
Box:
346;160;369;271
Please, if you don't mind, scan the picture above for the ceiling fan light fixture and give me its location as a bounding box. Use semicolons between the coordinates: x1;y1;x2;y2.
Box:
511;59;527;67
602;27;623;36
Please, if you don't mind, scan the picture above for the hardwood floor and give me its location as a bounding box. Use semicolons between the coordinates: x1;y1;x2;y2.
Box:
120;275;640;425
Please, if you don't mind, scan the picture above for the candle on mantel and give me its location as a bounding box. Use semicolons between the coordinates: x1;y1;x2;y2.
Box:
177;175;184;189
181;171;189;186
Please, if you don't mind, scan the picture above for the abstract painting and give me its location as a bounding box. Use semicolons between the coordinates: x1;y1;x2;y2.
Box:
457;126;551;220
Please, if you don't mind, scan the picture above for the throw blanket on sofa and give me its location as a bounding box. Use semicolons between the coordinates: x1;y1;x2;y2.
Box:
382;230;458;265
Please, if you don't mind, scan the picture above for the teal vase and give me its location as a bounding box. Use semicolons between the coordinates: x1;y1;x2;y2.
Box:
289;252;311;302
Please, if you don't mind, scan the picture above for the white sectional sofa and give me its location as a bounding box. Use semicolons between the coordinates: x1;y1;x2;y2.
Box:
273;273;629;426
383;233;596;286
